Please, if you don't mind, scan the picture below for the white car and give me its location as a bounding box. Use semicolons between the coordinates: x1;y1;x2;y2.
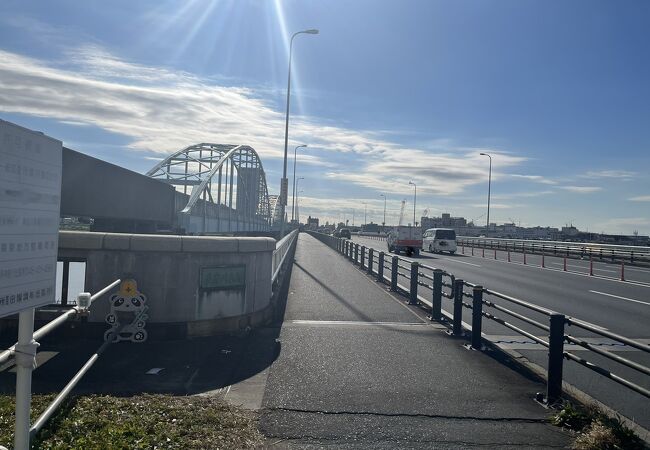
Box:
422;228;457;254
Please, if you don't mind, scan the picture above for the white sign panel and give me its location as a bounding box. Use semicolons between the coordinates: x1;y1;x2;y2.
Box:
0;120;62;318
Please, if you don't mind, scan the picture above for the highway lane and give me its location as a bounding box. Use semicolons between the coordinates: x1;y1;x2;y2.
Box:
352;235;650;339
349;234;650;429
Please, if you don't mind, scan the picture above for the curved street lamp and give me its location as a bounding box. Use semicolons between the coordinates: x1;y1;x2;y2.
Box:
480;153;492;236
280;29;319;237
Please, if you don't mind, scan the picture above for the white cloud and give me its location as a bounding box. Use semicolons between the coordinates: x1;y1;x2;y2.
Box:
580;170;637;180
560;186;602;194
0;46;529;197
510;174;557;185
629;195;650;202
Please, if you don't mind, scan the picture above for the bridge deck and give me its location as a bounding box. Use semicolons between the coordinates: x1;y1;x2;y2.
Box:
259;233;570;448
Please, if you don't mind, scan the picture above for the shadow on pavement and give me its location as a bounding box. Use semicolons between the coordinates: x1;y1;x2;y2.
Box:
0;252;297;399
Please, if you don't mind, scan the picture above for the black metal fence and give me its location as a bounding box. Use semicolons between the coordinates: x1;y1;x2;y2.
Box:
308;231;650;405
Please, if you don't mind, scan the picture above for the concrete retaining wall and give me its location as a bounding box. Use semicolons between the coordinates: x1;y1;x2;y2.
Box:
58;231;276;337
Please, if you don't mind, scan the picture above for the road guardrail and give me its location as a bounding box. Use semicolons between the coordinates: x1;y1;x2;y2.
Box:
307;231;650;406
458;236;650;266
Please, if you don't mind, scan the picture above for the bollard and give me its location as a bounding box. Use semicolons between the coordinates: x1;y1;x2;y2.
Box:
621;262;625;281
452;279;464;336
589;257;593;276
471;286;483;350
377;252;385;282
542;254;545;268
391;256;398;291
471;246;474;256
431;269;443;321
360;246;366;269
368;248;374;274
563;257;567;271
462;245;465;254
482;248;485;258
409;262;419;305
547;313;565;404
494;249;497;260
523;251;527;265
507;251;511;262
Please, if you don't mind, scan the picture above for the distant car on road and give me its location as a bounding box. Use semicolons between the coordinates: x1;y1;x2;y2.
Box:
339;228;351;239
387;226;422;256
423;228;457;254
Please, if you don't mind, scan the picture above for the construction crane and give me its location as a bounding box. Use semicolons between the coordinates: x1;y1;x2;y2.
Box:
398;199;407;226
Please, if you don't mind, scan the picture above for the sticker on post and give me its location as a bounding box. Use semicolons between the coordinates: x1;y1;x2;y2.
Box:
104;279;148;343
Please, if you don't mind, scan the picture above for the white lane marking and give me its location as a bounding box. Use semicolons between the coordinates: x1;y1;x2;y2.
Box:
287;320;430;327
589;290;650;306
433;256;482;267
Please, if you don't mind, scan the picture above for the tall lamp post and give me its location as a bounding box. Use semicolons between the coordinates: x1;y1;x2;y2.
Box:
408;181;417;226
480;153;492;236
280;28;319;237
296;189;304;224
295;176;304;224
291;144;307;222
362;202;367;226
379;194;387;231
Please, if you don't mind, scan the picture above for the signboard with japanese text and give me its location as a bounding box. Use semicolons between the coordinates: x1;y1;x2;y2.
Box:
0;120;62;317
199;265;246;291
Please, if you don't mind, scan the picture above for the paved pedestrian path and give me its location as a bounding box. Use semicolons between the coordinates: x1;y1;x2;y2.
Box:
259;233;571;448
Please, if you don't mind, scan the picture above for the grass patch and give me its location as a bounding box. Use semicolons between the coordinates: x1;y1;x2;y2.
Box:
1;393;263;449
551;401;646;450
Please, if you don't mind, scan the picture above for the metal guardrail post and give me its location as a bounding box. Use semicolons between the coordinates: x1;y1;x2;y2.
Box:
431;269;443;321
367;248;374;274
547;313;565;404
377;251;384;282
391;256;398;291
471;286;483;349
452;279;464;336
354;244;359;264
409;262;419;305
360;246;366;269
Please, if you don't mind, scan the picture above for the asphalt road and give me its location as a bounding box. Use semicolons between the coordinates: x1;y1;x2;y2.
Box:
351;234;650;430
260;233;571;448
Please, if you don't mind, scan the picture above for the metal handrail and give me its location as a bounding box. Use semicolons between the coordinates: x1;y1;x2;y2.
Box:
565;317;650;353
0;279;121;366
457;236;650;264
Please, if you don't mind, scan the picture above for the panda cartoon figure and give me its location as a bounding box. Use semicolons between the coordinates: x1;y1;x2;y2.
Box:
104;279;148;343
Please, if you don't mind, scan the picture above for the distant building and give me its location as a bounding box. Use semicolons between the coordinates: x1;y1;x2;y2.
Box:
307;216;319;229
421;213;467;230
361;222;380;233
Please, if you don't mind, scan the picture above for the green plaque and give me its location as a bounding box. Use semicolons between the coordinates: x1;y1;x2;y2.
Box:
200;265;246;290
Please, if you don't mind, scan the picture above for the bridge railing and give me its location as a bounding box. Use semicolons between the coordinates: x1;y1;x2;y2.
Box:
272;229;299;283
307;231;650;406
458;236;650;266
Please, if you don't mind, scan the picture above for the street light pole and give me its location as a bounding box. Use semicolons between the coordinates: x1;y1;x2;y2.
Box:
363;202;367;226
408;181;417;226
480;153;492;236
280;29;319;238
291;144;307;222
380;194;386;228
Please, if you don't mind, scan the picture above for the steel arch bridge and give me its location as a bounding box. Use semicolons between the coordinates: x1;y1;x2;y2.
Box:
146;143;272;233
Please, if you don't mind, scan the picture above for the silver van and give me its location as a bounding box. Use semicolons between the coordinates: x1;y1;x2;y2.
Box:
422;228;457;254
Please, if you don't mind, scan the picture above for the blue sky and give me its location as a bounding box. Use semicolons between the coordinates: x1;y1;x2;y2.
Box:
1;0;649;234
